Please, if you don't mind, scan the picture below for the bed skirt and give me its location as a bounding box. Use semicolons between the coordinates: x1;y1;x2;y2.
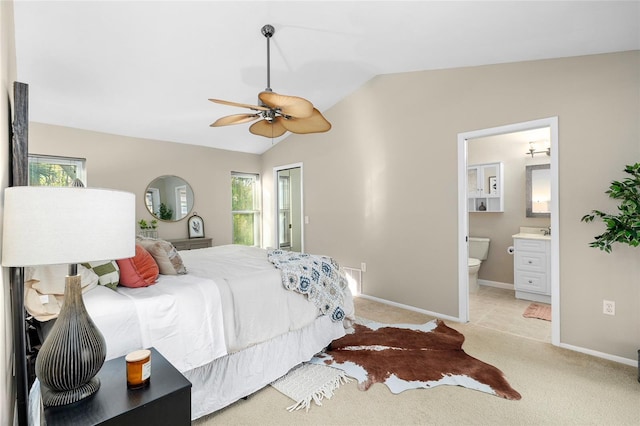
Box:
187;314;346;420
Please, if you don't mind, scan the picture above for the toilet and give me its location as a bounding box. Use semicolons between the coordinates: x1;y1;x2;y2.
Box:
468;237;490;293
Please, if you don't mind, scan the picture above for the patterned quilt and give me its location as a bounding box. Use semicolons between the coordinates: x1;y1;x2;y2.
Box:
267;250;348;322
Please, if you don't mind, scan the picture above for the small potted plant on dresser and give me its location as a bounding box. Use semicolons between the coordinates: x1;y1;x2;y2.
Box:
581;162;639;382
138;219;158;239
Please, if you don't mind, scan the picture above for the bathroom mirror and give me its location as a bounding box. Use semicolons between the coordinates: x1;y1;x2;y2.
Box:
526;164;551;217
145;175;194;221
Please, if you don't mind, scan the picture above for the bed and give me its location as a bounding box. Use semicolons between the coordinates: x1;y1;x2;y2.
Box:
28;244;355;421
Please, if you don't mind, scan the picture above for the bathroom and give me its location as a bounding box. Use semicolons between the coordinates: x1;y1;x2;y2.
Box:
467;127;552;341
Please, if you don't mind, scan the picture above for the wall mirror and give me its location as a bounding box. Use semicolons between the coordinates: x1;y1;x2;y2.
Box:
526;164;551;217
145;175;194;221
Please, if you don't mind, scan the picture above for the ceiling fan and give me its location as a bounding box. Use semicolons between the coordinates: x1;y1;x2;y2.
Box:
209;24;331;138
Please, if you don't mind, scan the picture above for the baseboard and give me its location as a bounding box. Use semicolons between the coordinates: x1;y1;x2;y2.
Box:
359;293;636;368
477;279;514;290
559;343;637;367
357;293;461;323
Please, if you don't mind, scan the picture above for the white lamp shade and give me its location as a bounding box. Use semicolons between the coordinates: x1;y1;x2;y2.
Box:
2;186;136;266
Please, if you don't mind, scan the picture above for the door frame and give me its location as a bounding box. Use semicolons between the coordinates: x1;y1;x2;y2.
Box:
457;117;560;346
273;162;304;252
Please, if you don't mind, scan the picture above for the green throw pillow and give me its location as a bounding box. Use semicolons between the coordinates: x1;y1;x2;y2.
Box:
81;260;120;290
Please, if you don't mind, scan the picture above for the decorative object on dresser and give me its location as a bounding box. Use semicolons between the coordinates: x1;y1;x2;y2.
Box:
1;186;135;407
167;237;212;251
137;218;158;239
187;212;205;238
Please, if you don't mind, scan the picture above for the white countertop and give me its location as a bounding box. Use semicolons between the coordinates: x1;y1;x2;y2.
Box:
512;233;551;240
512;226;551;240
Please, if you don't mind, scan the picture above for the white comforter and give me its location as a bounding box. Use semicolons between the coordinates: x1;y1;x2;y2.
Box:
84;244;354;373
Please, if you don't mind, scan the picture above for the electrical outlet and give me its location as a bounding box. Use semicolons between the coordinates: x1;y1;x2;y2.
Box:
603;300;615;316
360;262;366;272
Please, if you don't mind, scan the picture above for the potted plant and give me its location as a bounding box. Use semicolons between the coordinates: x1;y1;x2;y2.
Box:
581;162;639;382
138;218;158;239
581;163;639;252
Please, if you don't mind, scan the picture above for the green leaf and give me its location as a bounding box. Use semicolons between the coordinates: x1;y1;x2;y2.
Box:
582;162;640;253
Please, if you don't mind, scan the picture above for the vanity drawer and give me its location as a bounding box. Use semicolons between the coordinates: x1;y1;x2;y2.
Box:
514;238;546;252
515;251;546;272
515;271;548;294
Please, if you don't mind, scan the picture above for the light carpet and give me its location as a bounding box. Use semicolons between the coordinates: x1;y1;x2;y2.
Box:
522;302;551;321
193;298;638;425
270;362;351;412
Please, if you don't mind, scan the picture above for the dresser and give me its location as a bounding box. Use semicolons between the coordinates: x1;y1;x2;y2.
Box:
167;237;212;250
512;233;551;304
44;347;191;425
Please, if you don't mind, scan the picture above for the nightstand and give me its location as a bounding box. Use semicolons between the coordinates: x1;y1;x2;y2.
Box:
167;237;212;250
44;347;191;425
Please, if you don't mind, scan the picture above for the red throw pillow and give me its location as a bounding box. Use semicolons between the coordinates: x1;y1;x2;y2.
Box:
116;244;159;288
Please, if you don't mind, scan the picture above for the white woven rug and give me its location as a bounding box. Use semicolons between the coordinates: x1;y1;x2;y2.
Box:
270;363;351;412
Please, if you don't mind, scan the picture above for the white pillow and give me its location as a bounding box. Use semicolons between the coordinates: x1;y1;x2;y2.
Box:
26;264;99;295
136;237;187;275
24;279;63;322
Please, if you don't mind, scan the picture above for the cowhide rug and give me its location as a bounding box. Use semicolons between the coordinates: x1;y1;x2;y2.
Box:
309;319;521;400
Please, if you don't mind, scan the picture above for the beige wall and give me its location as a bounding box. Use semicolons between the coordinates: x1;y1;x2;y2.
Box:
29;124;261;244
3;51;638;410
1;1;17;424
262;51;640;361
469;132;551;285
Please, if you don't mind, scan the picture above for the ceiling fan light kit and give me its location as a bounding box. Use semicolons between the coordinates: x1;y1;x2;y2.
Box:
209;24;331;138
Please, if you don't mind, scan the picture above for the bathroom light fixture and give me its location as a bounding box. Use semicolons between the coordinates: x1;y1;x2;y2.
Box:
527;141;550;158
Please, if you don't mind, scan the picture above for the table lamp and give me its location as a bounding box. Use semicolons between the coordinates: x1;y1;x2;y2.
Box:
1;186;135;406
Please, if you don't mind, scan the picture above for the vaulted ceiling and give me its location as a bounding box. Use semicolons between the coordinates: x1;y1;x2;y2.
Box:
13;1;640;154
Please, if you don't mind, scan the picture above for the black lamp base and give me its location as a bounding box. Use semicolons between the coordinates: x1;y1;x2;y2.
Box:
35;273;106;407
41;377;101;407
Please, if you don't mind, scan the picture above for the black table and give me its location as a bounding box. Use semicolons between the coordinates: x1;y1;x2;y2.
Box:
44;347;191;425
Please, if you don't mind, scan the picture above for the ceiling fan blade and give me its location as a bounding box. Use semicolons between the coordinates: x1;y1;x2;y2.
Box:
249;118;288;138
280;109;331;134
210;113;260;127
259;91;314;118
208;98;270;112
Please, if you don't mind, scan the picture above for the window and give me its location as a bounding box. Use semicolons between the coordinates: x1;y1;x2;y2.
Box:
28;154;86;187
231;172;260;246
176;185;188;217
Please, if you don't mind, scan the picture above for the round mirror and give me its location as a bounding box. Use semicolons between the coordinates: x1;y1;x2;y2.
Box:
144;175;194;222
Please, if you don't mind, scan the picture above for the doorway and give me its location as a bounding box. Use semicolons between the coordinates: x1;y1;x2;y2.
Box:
274;163;304;252
457;117;560;346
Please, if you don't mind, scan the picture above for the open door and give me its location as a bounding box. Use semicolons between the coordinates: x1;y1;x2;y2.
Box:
275;164;303;252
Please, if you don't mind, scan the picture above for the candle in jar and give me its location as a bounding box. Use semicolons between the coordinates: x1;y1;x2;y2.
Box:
126;349;151;389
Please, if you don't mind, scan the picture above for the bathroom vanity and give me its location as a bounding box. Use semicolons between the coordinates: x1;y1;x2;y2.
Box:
512;228;551;304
